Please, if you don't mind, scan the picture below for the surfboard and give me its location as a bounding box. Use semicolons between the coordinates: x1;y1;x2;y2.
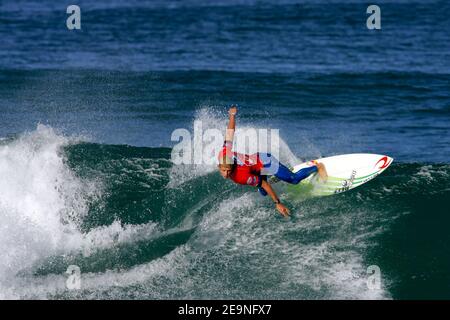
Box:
281;153;393;199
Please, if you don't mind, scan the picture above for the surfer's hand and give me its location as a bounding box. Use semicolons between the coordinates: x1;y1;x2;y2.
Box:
276;203;290;217
229;105;238;116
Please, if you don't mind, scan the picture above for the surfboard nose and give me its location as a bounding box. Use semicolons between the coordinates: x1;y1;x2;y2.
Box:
375;155;393;170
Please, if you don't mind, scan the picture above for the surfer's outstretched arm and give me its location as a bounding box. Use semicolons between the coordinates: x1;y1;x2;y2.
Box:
260;180;290;218
225;105;237;142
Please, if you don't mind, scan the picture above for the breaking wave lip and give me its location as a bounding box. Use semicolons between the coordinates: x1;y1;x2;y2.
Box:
0;124;217;299
0;125;172;299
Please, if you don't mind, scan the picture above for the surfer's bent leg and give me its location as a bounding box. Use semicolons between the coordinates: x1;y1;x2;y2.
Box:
257;176;268;196
259;153;317;185
290;166;318;184
273;162;317;184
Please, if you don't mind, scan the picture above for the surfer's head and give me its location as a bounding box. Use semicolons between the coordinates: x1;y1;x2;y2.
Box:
218;154;233;179
218;163;233;179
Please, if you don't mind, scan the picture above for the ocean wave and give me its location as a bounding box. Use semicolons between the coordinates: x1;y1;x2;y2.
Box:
1;125;449;299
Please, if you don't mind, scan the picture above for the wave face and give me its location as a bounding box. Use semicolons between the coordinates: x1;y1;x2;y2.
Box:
1;125;449;299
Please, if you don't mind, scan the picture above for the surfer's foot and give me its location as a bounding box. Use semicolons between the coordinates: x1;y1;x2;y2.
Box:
316;162;328;182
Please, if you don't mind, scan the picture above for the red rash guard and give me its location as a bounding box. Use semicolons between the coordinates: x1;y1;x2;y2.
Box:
218;141;263;186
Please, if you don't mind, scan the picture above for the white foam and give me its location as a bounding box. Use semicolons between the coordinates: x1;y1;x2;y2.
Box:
185;191;391;299
0;125;164;298
416;165;434;180
4;245;189;299
0;125;84;282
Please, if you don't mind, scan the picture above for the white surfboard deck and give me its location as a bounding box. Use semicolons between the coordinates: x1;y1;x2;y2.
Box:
280;153;393;198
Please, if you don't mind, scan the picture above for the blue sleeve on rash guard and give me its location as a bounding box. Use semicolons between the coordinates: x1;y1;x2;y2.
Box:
257;176;267;196
258;187;268;196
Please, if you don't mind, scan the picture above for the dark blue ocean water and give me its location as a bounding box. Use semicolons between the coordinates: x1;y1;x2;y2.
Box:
0;0;449;300
1;0;449;162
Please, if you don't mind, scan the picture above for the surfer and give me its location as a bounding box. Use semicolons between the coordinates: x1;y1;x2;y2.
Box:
218;105;327;217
